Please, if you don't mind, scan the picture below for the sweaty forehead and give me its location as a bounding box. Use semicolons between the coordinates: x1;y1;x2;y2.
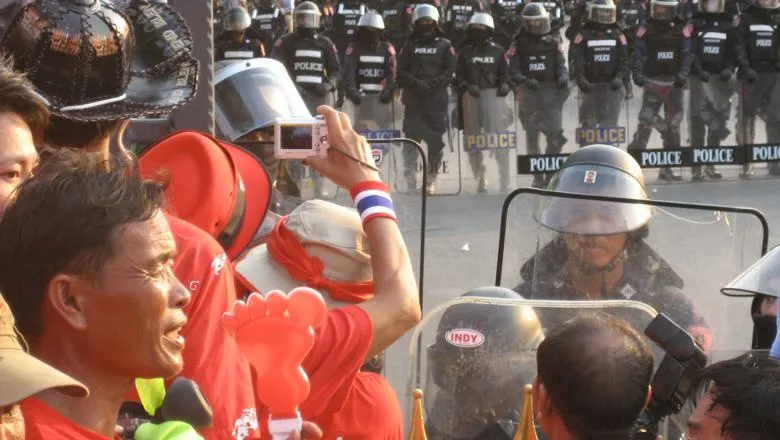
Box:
114;210;176;258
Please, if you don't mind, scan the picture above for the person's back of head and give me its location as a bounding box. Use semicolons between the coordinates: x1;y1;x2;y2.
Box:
535;312;653;440
688;352;780;440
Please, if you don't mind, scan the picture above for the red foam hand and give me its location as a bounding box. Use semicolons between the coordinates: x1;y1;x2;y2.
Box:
223;288;327;418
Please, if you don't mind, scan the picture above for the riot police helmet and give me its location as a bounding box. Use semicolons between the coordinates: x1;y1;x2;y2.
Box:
537;144;653;236
697;0;726;13
648;0;679;20
755;0;780;9
426;287;543;437
587;0;617;24
224;6;253;31
521;3;552;35
293;1;321;29
358;11;385;29
412;3;440;24
468;12;495;29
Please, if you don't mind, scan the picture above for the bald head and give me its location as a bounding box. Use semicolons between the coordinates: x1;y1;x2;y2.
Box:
537;312;653;439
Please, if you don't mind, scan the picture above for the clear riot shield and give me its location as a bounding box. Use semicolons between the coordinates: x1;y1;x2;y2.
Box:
735;71;780;178
410;87;461;196
406;297;661;439
495;188;768;362
574;85;632;150
457;88;518;193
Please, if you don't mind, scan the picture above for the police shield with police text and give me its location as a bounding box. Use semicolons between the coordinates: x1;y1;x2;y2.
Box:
215;6;266;61
628;0;692;181
689;0;735;181
508;2;570;188
250;0;288;50
456;13;515;193
734;0;780;177
398;4;456;194
571;0;630;137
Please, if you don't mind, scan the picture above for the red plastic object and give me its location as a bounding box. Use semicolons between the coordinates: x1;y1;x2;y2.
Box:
223;288;327;419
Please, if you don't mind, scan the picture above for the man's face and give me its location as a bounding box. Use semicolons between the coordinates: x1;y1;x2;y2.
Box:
687;386;730;440
72;210;190;378
563;233;627;269
0;404;23;440
0;112;38;214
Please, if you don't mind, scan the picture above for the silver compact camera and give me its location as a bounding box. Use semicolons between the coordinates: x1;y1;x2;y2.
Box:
273;116;330;159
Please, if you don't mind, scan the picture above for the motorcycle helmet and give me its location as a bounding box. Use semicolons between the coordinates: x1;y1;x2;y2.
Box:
294;0;321;29
587;0;617;24
358;11;385;29
412;3;440;23
521;3;552;35
697;0;725;13
649;0;679;20
224;6;252;31
538;144;653;236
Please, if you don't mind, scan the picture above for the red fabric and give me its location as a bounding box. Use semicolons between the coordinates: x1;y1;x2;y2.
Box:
266;219;375;303
21;398;121;440
329;372;404;440
125;214;259;439
349;180;390;199
255;306;383;439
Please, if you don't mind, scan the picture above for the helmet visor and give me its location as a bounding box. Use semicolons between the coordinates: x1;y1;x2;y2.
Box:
536;165;653;235
523;16;551;35
698;0;725;13
722;246;780;298
588;4;617;24
215;61;312;141
650;0;679;20
295;10;321;28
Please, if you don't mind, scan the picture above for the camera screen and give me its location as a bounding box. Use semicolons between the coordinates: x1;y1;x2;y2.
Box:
280;125;313;150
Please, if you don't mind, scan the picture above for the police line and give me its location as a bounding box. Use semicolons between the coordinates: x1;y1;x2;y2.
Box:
517;144;780;174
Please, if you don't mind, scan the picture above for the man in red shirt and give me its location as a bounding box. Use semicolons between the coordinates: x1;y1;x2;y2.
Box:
0;0;268;437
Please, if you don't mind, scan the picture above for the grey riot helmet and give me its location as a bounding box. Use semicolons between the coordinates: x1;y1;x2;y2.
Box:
294;1;321;29
224;6;252;31
358;11;385;29
649;0;679;20
468;12;495;29
412;3;440;23
587;0;617;24
521;3;552;35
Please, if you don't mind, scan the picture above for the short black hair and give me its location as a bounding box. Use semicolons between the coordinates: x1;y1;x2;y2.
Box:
537;312;653;440
692;352;780;440
44;116;126;150
0;53;49;144
0;148;167;343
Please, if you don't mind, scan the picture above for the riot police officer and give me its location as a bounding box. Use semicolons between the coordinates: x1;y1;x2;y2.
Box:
425;287;544;440
271;0;341;112
316;0;337;33
403;0;445;39
398;4;456;194
529;0;567;35
456;13;513;192
689;0;735;180
508;2;570;188
442;0;485;46
380;0;410;49
571;0;630;131
329;0;368;59
617;0;645;95
734;0;780;177
215;6;266;61
628;0;692;181
342;12;397;128
491;0;525;49
250;0;288;50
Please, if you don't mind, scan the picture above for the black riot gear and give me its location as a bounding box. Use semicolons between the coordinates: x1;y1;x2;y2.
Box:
521;2;553;35
649;0;679;21
442;0;485;46
588;0;618;23
343;13;397;104
425;287;544;440
330;0;369;58
491;0;525;48
216;7;266;61
294;0;322;29
398;3;456;194
379;0;409;49
250;1;289;50
627;13;692;180
529;0;566;33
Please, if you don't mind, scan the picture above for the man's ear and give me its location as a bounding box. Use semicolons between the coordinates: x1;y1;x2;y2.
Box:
643;385;653;410
533;376;552;418
46;274;89;331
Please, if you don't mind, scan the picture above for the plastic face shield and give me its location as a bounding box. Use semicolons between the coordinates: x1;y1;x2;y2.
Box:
649;0;679;20
722;246;780;298
698;0;725;13
536;165;653;236
588;4;617;24
523;15;551;35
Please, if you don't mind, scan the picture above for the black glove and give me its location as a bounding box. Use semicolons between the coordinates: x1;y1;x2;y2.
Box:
699;70;711;82
609;78;623;91
345;88;362;105
720;68;732;82
415;79;432;94
466;84;481;98
379;87;394;103
497;82;512;97
577;78;592;93
524;78;539;91
674;74;687;88
633;73;646;87
557;76;569;89
744;68;758;83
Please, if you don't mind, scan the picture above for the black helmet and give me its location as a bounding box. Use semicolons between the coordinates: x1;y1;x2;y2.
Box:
1;0;198;121
426;287;543;438
521;3;552;35
224;6;252;31
587;0;617;24
293;1;321;29
538;144;653;235
649;0;679;20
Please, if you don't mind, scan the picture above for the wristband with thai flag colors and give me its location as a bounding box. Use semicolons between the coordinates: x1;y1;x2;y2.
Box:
350;181;398;226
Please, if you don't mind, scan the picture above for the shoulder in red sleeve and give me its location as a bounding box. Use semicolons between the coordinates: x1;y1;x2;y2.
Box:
387;44;396;55
557;42;564;53
682;23;693;37
405;5;412;13
733;15;741;26
636;26;647;38
506;45;516;57
331;43;338;54
450;45;456;56
574;33;583;44
619;33;627;45
274;38;283;47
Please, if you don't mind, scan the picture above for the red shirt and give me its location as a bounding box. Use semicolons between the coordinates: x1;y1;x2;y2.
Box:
21;398;120;440
164;215;259;439
254;306;403;439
